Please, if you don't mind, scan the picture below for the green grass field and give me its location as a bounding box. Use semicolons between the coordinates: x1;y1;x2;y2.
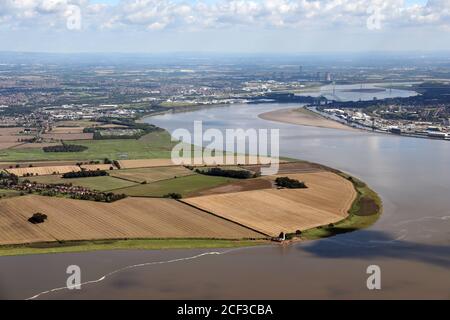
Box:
0;131;176;161
110;166;195;183
0;188;21;199
0;239;268;257
22;175;138;191
159;101;197;108
113;174;235;197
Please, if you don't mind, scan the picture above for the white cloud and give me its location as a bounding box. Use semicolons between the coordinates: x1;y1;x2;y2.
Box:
0;0;450;32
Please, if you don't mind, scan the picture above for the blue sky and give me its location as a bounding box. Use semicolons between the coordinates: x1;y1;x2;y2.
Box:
1;0;450;53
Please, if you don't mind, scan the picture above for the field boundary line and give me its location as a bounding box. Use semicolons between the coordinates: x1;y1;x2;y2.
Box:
107;175;142;184
109;171;197;185
178;199;270;238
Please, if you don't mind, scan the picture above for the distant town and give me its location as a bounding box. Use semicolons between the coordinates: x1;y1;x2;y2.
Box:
1;53;450;143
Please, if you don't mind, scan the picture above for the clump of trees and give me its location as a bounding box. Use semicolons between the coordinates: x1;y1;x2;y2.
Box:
275;177;307;189
43;144;88;153
195;167;256;179
0;172;19;187
28;212;48;224
163;193;182;200
113;160;121;169
62;170;109;179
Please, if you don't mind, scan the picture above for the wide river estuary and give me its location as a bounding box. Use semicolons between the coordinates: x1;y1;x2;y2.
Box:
0;85;449;299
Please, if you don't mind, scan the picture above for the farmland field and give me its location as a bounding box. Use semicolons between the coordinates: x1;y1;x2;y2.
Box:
116;158;176;169
0;195;262;245
183;172;357;236
111;166;194;183
241;161;325;175
113;174;235;197
0;160;79;169
41;133;93;140
55;120;101;127
80;164;116;171
22;175;137;191
12;142;62;149
188;177;273;197
0;131;176;161
116;155;282;169
0;127;33;150
6;165;81;176
49;127;85;134
0;189;20;198
0;142;22;150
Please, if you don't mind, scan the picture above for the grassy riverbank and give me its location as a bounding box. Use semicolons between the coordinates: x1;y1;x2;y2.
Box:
0;239;269;257
300;172;382;240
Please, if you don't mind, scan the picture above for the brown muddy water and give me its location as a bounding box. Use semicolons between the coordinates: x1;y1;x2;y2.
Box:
1;101;449;299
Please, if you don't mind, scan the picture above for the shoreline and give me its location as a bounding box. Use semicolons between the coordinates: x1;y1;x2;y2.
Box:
0;163;382;257
299;171;382;240
0;239;269;257
258;107;357;131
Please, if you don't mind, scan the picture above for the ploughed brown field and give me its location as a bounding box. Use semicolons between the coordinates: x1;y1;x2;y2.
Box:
183;172;357;237
0;195;262;245
0;142;22;150
0;127;26;135
11;142;62;150
0;127;34;150
188;178;273;197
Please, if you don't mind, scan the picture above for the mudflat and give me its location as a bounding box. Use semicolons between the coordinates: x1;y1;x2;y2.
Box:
259;107;354;131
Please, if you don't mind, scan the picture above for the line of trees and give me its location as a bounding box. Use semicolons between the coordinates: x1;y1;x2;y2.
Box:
62;170;109;179
195;167;256;179
69;192;127;203
43;144;88;153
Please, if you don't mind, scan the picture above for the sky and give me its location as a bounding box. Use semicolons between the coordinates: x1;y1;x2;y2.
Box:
1;0;450;53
